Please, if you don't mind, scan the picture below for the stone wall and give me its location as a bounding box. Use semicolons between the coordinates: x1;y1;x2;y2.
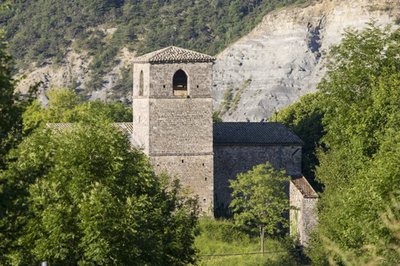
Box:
151;154;214;215
289;176;318;246
132;61;214;215
132;61;214;155
132;63;151;152
131;98;150;152
148;98;213;155
150;62;213;97
133;63;151;97
213;144;302;216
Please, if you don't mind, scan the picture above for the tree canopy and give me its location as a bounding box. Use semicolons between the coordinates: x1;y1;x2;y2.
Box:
229;162;289;254
276;92;325;189
22;88;132;132
0;32;18;165
0;30;35;170
276;24;400;264
0;121;198;265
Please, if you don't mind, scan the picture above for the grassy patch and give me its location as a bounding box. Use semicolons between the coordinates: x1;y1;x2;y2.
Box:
195;219;300;266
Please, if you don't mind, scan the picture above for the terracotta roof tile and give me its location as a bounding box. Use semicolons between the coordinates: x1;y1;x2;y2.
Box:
133;46;216;63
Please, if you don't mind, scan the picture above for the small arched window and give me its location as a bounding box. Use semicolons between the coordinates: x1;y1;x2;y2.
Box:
139;70;144;96
173;69;188;96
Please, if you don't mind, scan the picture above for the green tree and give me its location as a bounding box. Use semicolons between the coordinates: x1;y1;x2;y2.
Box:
229;162;289;255
22;88;132;132
276;92;325;189
307;24;400;264
0;31;20;169
0;121;198;265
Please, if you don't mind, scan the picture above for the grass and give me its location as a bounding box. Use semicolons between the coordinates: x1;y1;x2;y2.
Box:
195;219;300;266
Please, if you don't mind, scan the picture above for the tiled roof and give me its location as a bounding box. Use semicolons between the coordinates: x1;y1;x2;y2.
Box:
291;176;318;198
213;122;304;145
133;46;216;63
47;123;134;135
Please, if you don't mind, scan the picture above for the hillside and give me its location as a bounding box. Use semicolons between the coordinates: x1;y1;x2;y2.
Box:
1;0;399;120
0;0;305;102
214;0;400;121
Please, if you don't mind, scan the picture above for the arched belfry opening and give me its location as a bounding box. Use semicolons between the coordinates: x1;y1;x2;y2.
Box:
173;69;188;96
139;70;144;96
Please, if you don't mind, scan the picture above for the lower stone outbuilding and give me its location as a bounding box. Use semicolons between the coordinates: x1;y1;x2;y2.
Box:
290;175;318;246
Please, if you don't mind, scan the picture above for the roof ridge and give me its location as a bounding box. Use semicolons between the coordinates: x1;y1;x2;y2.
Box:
133;46;216;63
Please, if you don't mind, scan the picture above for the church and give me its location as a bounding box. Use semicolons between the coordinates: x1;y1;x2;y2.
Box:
130;46;317;244
52;46;318;245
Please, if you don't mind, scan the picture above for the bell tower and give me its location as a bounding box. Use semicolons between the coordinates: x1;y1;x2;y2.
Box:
132;46;215;214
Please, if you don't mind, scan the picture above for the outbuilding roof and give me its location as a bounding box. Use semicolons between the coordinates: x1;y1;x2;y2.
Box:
133;46;216;64
291;176;318;198
213;122;303;146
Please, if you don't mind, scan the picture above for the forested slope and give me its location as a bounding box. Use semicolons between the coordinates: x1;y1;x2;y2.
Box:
0;0;305;90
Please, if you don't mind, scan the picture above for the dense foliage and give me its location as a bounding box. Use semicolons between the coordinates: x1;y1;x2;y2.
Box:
230;162;289;254
311;24;400;264
22;88;132;132
0;47;196;263
0;121;198;265
0;32;19;169
278;24;400;264
276;92;325;189
0;0;307;90
0;30;35;169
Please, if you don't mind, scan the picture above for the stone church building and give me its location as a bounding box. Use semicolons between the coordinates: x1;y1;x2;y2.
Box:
51;46;318;246
130;46;317;245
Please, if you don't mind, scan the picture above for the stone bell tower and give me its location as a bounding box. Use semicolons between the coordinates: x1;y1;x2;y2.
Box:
132;46;215;214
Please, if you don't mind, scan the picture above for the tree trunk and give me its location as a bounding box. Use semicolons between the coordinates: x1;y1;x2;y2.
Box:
260;225;265;256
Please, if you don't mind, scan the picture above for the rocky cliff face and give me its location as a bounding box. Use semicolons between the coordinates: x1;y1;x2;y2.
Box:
213;0;399;121
16;0;399;120
16;46;136;104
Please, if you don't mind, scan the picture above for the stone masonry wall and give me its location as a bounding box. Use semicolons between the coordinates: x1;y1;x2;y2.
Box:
132;63;151;152
151;155;214;215
149;98;213;155
289;180;318;246
214;144;302;216
133;63;151;97
132;60;214;215
290;181;303;242
131;98;150;152
150;62;213;97
301;198;318;245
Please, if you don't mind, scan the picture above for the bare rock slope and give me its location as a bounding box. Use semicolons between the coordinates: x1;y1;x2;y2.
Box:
213;0;399;122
